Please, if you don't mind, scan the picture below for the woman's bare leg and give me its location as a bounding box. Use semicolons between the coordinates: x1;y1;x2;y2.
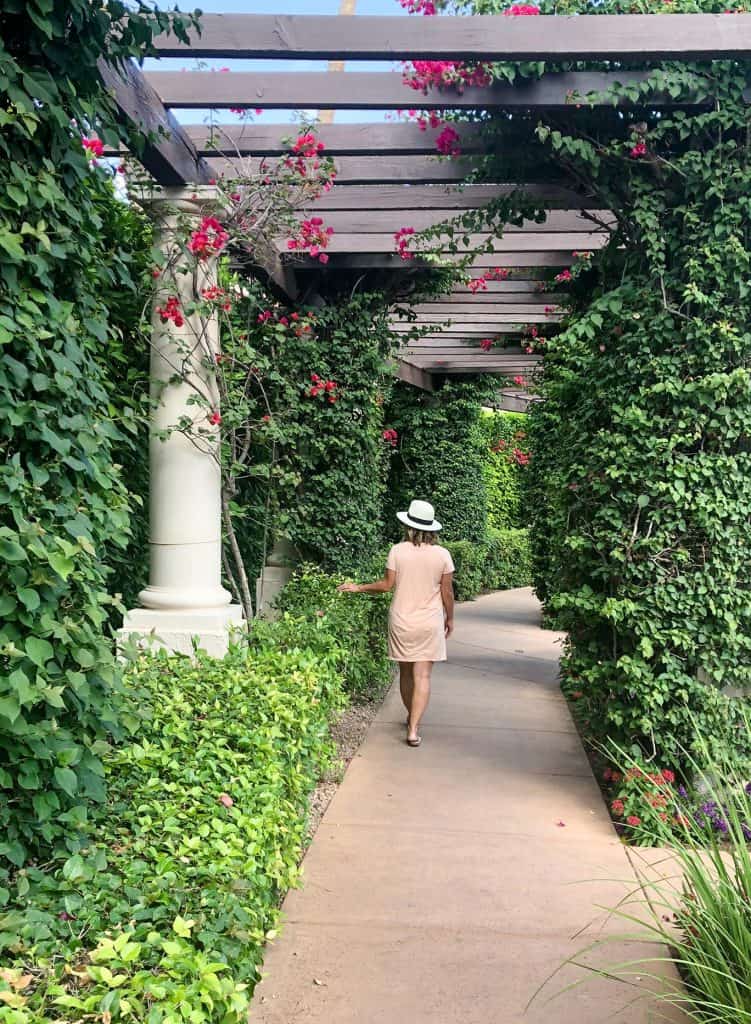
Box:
407;661;433;742
399;663;414;716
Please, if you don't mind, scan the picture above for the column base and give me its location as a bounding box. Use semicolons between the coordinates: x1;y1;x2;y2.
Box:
119;605;245;658
256;566;293;620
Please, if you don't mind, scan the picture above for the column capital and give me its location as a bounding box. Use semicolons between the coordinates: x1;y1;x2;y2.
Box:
136;185;221;223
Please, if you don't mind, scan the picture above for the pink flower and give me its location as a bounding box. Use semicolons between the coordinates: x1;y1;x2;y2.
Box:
554;269;572;283
400;0;437;12
218;793;234;807
512;375;528;387
208;411;222;426
611;799;625;816
435;125;462;157
626;815;642;827
394;226;416;261
630;140;647;158
155;296;184;328
504;3;541;13
82;136;104;158
188;216;229;259
480;338;494;351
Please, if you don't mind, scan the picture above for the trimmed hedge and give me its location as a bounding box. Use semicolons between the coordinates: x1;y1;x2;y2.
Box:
0;560;400;1023
445;527;533;602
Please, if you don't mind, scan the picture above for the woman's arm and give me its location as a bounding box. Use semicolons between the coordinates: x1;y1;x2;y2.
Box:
338;569;396;595
441;572;455;637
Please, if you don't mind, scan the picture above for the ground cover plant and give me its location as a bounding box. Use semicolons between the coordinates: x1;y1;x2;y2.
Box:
0;598;360;1023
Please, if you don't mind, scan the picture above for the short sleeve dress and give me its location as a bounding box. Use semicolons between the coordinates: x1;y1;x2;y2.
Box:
386;541;456;663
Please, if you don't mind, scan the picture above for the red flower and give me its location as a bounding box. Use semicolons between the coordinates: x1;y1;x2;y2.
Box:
630;140;647;158
480;338;494;352
394;226;416;261
188;216;229;259
82;136;104;158
208;411;222;426
400;0;437;11
611;799;625;816
512;375;528;387
504;3;541;13
554;268;572;283
435;125;462;157
155;296;184;328
626;815;642;827
661;769;676;784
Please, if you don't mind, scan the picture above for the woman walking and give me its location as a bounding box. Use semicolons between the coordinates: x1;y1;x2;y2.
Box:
338;500;455;747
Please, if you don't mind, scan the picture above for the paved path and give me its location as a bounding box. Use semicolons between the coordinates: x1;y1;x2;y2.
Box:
253;589;682;1023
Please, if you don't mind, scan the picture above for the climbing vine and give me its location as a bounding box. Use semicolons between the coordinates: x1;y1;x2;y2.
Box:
395;0;751;763
0;0;198;868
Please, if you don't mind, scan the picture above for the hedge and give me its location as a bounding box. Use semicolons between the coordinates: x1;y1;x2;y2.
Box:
0;559;400;1023
445;527;533;602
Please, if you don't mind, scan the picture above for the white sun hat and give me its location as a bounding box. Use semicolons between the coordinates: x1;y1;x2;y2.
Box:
396;499;442;532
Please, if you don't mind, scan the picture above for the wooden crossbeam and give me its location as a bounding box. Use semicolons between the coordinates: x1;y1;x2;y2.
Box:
396;360;435;391
308;184;600;210
98;60;215;185
299;251;573;268
153;13;751;63
185;121;486;157
408;302;564;314
318;230;606;252
298;209;612;233
211;154;487;184
394;324;547;335
146;70;661;111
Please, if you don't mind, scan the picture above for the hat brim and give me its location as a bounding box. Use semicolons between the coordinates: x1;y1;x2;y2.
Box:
397;510;442;532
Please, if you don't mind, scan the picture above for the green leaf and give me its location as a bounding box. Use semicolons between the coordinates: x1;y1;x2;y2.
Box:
0;695;21;724
25;636;54;667
48;552;75;579
0;538;26;563
54;766;78;797
17;587;40;612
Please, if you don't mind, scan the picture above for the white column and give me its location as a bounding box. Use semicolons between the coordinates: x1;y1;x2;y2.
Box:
122;188;243;656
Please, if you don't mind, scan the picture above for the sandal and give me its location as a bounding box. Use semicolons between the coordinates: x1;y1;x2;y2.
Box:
406;735;422;748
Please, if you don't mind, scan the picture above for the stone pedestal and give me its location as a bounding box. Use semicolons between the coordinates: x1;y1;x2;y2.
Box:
120;188;243;656
256;537;296;619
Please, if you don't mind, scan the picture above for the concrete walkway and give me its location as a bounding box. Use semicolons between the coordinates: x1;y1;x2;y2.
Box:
253;589;682;1024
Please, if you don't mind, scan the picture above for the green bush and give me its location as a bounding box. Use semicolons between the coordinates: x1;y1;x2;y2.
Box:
444;540;486;601
275;563;393;701
385;378;497;544
0;635;345;1023
480;410;529;530
484;528;533;591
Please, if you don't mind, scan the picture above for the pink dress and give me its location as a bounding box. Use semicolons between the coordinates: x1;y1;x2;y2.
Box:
386;542;455;662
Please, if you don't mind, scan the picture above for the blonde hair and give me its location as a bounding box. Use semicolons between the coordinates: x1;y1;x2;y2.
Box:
405;527;438;547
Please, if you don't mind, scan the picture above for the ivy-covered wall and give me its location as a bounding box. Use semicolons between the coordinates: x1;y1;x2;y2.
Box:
0;0;192;863
384;377;497;543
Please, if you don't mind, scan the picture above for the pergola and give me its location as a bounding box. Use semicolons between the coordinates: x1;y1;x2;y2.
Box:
110;11;751;651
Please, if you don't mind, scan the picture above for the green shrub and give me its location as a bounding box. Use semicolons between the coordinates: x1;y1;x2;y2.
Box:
275;563;393;701
444;540;486;601
480;410;529;530
385;378;497;545
0;636;345;1023
483;528;533;590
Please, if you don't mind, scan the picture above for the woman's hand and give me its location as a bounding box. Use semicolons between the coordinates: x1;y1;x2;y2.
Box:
444;618;454;638
337;582;360;593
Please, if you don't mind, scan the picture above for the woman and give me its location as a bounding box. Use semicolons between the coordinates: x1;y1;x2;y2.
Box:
338;499;455;748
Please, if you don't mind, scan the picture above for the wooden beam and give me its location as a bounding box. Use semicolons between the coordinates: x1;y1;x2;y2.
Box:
294;251;576;268
146;70;661;112
211;154;486;185
407;302;564;314
295;209;613;234
318;230;606;252
395;360;435;391
185;121;486;157
393;324;548;335
308;184;600;210
98;60;215;186
153;13;751;63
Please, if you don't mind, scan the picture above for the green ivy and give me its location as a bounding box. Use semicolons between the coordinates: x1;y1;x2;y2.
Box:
480;410;529;530
0;0;196;870
385;377;497;543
